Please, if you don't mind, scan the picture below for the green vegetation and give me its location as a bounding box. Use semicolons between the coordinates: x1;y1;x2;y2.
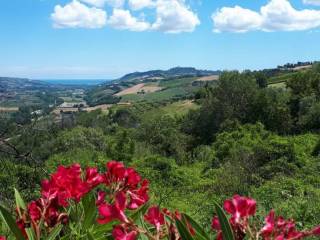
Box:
1;63;320;237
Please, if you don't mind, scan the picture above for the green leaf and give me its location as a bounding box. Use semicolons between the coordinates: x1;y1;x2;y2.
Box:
46;224;63;240
213;201;234;240
14;188;26;218
25;228;36;240
175;218;195;240
130;203;150;223
91;222;116;239
86;232;95;240
182;213;210;240
0;205;25;240
82;193;97;229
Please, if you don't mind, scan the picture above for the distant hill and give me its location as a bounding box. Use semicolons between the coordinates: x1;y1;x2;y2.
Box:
0;77;97;93
85;67;221;106
0;77;51;92
118;67;221;82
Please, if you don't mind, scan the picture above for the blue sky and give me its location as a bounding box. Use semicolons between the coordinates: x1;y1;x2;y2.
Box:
0;0;319;79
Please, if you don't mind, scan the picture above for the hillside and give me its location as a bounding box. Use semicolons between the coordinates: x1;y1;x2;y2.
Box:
0;77;51;92
85;67;221;106
2;63;320;239
118;67;221;82
0;77;90;108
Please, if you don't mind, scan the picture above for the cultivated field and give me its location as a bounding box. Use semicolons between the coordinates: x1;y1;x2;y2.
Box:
0;107;19;112
196;75;219;81
115;83;145;96
115;83;162;96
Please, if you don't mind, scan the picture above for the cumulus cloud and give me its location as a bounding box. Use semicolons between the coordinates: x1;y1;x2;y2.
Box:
51;0;107;28
212;0;320;32
80;0;125;8
212;6;262;33
51;0;200;33
107;8;151;31
128;0;156;10
152;0;200;33
303;0;320;5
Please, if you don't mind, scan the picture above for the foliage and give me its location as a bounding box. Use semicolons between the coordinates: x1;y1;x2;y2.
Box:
3;67;320;239
1;161;319;240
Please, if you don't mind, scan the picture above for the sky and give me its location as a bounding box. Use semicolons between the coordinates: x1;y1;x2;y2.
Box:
0;0;320;79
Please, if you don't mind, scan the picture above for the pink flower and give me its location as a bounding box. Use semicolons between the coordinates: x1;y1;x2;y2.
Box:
0;236;6;240
260;210;275;237
96;191;107;206
28;201;42;222
98;192;129;224
105;161;127;185
86;167;104;188
144;206;165;231
41;164;89;207
211;195;256;240
260;210;305;240
211;216;221;231
126;168;142;188
223;195;256;224
112;225;138;240
312;226;320;236
127;180;149;210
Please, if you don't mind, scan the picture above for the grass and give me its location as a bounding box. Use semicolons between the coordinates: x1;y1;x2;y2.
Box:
159;77;196;88
120;87;192;102
141;100;199;120
268;82;286;89
268;72;299;85
120;77;200;103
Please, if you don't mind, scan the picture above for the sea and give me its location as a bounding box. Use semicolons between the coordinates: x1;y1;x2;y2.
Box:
39;79;111;86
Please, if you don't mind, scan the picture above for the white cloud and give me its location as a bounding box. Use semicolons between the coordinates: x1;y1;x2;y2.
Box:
212;0;320;32
152;0;200;33
212;6;262;33
79;0;125;8
51;0;107;28
51;0;200;33
107;8;151;31
129;0;156;10
303;0;320;6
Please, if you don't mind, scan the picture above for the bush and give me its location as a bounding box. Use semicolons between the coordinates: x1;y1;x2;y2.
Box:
1;160;319;240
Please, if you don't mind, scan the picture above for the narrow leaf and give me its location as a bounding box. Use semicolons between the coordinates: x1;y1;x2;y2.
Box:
87;232;95;240
82;193;97;229
175;218;195;240
213;201;234;240
182;213;210;240
130;203;150;223
14;188;26;218
26;228;36;240
0;205;25;240
46;224;63;240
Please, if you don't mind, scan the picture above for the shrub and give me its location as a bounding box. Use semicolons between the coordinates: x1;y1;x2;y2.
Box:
0;160;319;240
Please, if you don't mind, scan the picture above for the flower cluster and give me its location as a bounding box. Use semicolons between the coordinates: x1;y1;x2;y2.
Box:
260;210;320;240
97;161;149;226
211;195;320;240
1;161;320;240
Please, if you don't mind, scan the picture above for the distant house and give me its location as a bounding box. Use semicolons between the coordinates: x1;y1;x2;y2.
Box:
31;110;43;116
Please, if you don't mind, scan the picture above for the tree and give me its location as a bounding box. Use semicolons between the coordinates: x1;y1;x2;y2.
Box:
184;71;259;144
254;72;268;88
13;106;32;125
138;115;189;164
251;88;292;134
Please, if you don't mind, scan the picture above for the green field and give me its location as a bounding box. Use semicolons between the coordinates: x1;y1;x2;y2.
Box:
120;77;200;103
268;72;299;85
140;100;200;120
